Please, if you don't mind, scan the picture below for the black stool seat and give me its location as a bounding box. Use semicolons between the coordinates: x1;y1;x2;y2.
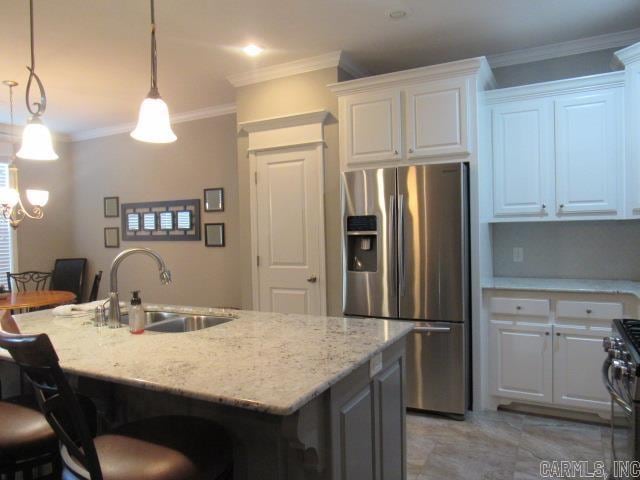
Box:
62;416;232;480
0;400;56;462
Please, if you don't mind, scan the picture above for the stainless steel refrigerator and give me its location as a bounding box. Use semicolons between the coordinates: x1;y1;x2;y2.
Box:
342;163;469;417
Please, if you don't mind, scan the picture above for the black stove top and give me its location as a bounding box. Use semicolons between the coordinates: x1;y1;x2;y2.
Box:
621;319;640;351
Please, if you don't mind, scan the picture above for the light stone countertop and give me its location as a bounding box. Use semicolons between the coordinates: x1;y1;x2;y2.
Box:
482;276;640;299
0;304;413;416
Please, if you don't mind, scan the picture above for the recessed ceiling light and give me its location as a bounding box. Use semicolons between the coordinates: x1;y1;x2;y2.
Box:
243;44;263;57
387;9;408;19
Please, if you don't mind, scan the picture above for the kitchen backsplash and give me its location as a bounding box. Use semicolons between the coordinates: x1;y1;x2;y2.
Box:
492;220;640;280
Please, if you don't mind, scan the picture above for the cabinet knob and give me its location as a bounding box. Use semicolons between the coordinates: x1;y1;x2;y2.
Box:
556;332;561;336
516;305;522;310
542;204;546;210
307;276;318;283
394;150;399;155
586;309;592;314
559;204;565;209
409;148;414;154
545;332;550;336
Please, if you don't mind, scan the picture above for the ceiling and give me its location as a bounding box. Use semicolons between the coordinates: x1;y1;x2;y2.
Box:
1;0;639;136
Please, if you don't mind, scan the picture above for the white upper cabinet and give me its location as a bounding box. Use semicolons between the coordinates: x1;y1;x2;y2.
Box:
484;72;626;222
405;77;469;158
341;90;402;167
555;90;622;216
329;57;494;171
491;99;554;217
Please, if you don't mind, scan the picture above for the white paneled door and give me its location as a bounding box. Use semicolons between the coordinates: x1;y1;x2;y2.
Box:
255;146;325;315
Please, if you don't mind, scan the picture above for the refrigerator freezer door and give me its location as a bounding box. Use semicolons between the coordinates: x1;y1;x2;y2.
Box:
397;163;468;322
343;168;398;318
406;321;467;415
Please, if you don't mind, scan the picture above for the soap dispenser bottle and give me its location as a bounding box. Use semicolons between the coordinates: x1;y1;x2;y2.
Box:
129;291;145;334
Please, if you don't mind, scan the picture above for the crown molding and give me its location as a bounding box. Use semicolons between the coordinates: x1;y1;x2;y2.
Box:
615;41;640;66
484;71;624;104
487;28;640;68
227;50;368;88
328;57;492;96
71;103;236;142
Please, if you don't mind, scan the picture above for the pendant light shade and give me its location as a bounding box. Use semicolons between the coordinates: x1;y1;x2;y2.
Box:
19;0;58;160
17;117;58;160
131;96;176;143
131;0;176;144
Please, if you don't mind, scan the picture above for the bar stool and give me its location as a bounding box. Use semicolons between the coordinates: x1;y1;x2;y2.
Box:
0;331;233;480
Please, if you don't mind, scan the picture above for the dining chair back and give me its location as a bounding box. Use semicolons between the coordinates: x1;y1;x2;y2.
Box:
0;330;103;480
51;259;87;303
87;271;102;303
6;271;53;292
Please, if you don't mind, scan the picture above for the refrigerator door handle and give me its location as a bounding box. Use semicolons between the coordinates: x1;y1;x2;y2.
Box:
414;326;452;333
388;193;395;275
398;193;405;295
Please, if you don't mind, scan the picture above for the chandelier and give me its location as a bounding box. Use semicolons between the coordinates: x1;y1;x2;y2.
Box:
0;80;49;229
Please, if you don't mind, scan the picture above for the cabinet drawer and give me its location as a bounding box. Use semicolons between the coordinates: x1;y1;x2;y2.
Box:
556;301;623;320
490;297;550;317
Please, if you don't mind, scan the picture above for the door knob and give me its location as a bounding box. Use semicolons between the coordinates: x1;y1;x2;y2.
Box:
307;276;317;283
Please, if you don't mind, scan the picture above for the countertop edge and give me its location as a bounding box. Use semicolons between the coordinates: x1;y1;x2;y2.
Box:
482;276;640;299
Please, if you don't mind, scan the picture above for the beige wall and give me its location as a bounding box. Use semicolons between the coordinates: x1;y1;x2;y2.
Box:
69;115;241;306
15;139;76;272
235;67;343;315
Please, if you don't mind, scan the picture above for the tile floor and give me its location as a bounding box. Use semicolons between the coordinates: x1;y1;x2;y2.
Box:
407;410;610;480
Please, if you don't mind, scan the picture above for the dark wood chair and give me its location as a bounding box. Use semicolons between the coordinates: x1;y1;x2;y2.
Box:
51;259;87;304
0;330;233;480
0;311;60;479
6;271;52;293
87;271;103;303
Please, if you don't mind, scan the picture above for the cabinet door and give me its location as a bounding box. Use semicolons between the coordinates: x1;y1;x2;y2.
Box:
341;90;401;168
338;385;375;480
489;322;553;403
555;89;622;215
553;326;611;410
491;99;554;217
374;360;405;480
405;77;469;158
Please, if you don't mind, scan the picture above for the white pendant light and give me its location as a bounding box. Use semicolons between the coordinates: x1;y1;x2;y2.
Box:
131;0;176;143
17;0;58;161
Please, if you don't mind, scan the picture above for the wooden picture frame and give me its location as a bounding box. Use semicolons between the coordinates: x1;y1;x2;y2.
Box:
204;223;225;247
104;197;119;218
104;227;120;248
204;188;224;212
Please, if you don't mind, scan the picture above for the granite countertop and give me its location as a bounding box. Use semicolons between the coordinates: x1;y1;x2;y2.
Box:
0;304;413;416
482;277;640;299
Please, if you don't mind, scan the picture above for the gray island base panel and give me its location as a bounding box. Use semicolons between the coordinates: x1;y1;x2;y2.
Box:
0;305;413;480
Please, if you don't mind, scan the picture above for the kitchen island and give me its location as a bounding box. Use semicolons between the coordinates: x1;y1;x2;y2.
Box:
0;305;413;480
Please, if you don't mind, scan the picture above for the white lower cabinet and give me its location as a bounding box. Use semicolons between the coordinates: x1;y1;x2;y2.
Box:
489;322;552;403
553;327;611;410
489;295;618;414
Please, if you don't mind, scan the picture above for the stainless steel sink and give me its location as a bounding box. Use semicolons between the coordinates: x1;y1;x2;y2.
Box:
120;311;235;333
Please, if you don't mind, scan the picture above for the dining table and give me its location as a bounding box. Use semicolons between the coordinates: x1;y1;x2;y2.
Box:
0;290;76;311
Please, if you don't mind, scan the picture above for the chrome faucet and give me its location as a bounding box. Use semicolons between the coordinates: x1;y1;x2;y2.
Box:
108;247;171;328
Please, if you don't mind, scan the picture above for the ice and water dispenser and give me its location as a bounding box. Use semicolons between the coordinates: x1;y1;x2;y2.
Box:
346;215;377;272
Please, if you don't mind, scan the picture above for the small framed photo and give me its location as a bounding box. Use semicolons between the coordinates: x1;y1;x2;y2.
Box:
127;212;141;231
104;197;119;218
204;188;224;212
159;211;174;231
104;227;120;248
176;210;192;230
142;212;157;231
205;223;225;247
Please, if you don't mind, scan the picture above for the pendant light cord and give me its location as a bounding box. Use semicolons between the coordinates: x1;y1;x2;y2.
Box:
8;84;17;161
25;0;47;117
149;0;159;97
